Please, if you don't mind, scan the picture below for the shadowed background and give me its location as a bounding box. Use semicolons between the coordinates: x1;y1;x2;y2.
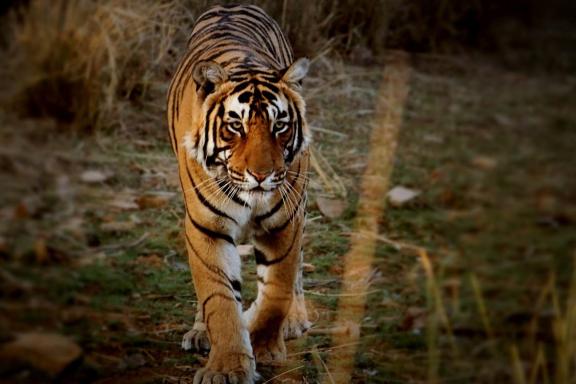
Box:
1;1;575;383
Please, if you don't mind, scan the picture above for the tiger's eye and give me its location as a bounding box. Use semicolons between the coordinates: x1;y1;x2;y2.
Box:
274;121;288;133
228;122;243;133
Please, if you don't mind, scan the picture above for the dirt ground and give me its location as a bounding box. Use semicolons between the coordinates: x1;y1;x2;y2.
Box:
1;51;575;383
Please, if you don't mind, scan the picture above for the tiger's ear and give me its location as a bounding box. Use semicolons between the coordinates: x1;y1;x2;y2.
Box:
193;61;228;98
281;57;309;87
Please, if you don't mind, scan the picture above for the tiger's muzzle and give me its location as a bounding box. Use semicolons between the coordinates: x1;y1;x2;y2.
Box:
227;167;287;192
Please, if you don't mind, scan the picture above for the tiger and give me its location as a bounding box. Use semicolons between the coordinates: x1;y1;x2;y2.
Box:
166;4;311;383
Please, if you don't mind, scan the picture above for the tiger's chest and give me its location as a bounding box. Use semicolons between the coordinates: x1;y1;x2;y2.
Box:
228;191;286;241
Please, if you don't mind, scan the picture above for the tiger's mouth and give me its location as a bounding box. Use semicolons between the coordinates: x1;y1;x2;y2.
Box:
224;166;286;193
230;180;282;193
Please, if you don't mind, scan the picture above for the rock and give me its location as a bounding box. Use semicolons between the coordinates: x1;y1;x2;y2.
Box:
118;353;146;370
0;332;82;377
80;170;111;184
316;197;347;219
387;186;420;207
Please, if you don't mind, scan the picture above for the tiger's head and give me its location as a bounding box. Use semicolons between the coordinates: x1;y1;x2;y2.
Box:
183;58;310;193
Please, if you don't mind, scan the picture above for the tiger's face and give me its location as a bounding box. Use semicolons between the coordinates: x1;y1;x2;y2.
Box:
184;58;310;194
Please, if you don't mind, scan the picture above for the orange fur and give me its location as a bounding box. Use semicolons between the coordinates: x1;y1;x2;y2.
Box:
166;5;311;383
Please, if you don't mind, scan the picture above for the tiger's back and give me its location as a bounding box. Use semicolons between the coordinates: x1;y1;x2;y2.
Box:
166;5;311;384
188;5;293;70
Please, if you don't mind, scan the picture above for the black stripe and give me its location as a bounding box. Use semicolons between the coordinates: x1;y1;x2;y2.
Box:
185;164;237;223
202;293;235;322
185;233;241;303
189;216;235;245
254;248;267;265
207;105;224;163
254;226;299;266
255;80;279;94
216;179;251;208
255;197;284;225
206;144;231;166
185;233;232;285
231;279;242;293
267;191;304;234
231;80;253;95
235;7;292;64
294;107;304;155
202;102;218;161
259;161;303;228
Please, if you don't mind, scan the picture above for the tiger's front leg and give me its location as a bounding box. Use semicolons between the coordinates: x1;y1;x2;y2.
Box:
184;217;256;383
245;216;304;363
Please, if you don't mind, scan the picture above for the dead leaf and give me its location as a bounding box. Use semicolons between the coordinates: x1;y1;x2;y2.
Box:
302;262;316;273
14;202;30;219
401;307;428;332
380;298;401;308
108;196;139;211
136;192;175;209
329;264;343;275
493;113;514;127
0;236;7;256
58;217;85;238
100;221;135;233
80;169;111;184
422;134;443;144
32;239;68;265
13;196;42;219
34;238;48;264
135;254;164;269
316;197;347;219
77;251;107;266
0;333;82;377
387;186;420;207
471;156;497;170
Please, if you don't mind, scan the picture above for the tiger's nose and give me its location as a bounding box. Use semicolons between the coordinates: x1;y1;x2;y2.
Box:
248;169;273;183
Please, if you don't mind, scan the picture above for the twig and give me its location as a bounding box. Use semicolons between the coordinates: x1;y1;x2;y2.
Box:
311;345;335;384
304;289;381;297
262;365;306;384
310;125;349;139
98;231;149;252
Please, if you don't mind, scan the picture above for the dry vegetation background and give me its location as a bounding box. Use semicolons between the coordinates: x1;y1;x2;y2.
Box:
1;0;575;383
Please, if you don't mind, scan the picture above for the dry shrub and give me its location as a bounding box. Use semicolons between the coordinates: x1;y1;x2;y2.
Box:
2;0;190;131
1;0;570;133
256;0;397;60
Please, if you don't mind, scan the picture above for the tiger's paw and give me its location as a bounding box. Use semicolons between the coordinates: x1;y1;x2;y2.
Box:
193;352;257;384
182;323;211;352
252;336;286;363
283;296;311;340
283;315;311;340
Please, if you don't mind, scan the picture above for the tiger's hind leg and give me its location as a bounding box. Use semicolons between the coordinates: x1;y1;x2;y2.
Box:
283;251;311;340
182;309;211;352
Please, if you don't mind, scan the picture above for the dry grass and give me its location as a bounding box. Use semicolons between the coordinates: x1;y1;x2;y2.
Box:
1;0;190;131
1;0;569;132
